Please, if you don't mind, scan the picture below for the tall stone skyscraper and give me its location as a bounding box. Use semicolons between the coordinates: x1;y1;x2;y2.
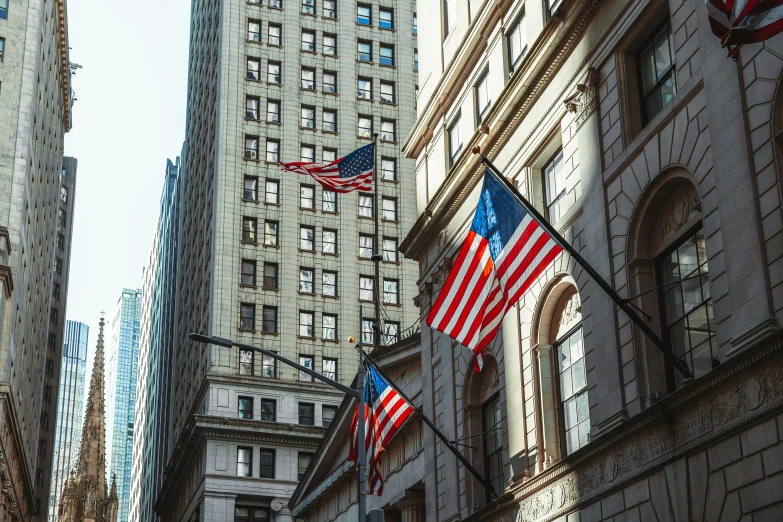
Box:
106;290;142;522
131;0;421;519
0;0;77;510
58;316;118;522
129;158;180;522
49;321;90;522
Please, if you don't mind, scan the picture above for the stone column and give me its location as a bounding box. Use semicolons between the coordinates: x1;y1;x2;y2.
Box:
535;344;559;467
396;497;425;522
272;499;292;522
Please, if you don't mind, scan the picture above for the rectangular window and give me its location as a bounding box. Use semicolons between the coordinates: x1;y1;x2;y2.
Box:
323;315;337;341
241;260;257;286
299;311;315;337
380;119;396;142
357;4;371;25
44;387;52;404
265;179;279;203
323;359;337;380
248;20;262;41
262;306;278;333
247;57;261;80
261;399;276;420
239;349;254;375
57;234;64;251
0;0;7;20
381;158;396;181
299;268;314;293
323;405;337;427
323;71;337;94
240;303;255;330
323;189;337;212
264;220;279;245
544;148;565;224
380;81;395;104
383;237;398;262
360;275;375;301
265;139;280;162
266;99;280;123
53;283;60;301
302;0;315;14
384;321;400;345
238;397;253;419
267;61;281;83
246;96;260;119
556;327;589;454
382;197;397;221
301;67;315;90
259;449;276;478
482;395;504;499
300;226;315;250
507;14;527;72
235;507;271;522
58;209;67;227
358;114;373;138
362;319;375;344
51;308;58;326
379;8;393;29
301;144;315;163
323;271;337;297
55;258;62;275
324;0;336;18
298;359;314;383
413;12;417;35
476;71;491;122
263;262;278;289
323;109;337;133
39;440;46;458
47;359;54;378
243;177;258;201
237;447;253;477
359;194;374;217
298;452;313;480
357;40;372;62
301;30;315;52
379;44;394;66
41;412;49;430
443;0;455;37
323;229;337;254
242;217;258;243
301;105;315;129
324;33;337;55
448;114;463;167
383;279;399;304
300;184;315;209
638;21;676;124
358;77;372;100
60;186;68;203
245;135;259;160
269;0;281;7
359;234;374;259
414;48;418;71
36;469;44;487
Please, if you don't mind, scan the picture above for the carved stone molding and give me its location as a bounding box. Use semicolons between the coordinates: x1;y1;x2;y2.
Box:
563;67;598;130
728;315;779;356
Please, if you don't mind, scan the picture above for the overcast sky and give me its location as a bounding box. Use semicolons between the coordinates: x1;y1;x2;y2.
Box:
63;0;190;338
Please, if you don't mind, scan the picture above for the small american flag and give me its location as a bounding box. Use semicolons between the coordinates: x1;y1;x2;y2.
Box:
706;0;783;54
427;170;562;371
349;365;415;495
280;143;374;193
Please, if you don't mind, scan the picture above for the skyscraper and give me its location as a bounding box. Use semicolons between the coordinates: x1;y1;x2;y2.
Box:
106;289;142;522
130;158;180;522
131;0;421;519
49;321;90;522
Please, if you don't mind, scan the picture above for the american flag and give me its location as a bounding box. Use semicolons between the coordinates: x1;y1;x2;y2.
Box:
280;143;374;193
349;365;415;495
706;0;783;53
427;170;562;371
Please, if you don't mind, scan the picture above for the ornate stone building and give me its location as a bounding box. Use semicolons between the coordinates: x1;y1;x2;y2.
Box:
58;317;118;522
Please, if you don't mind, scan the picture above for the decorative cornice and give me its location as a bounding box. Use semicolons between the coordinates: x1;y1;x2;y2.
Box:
0;265;14;298
56;0;72;132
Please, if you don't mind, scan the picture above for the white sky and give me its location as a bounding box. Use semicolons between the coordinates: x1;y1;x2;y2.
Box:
63;0;191;332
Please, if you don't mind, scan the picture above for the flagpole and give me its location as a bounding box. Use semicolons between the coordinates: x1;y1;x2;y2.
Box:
360;350;497;500
372;134;382;354
357;307;367;521
473;148;692;379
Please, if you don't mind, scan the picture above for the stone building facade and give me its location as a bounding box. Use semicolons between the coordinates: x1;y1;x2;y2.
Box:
132;0;422;519
0;0;75;518
394;0;783;519
58;316;118;522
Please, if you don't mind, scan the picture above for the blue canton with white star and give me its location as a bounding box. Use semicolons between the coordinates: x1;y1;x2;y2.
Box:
338;143;374;178
470;170;528;260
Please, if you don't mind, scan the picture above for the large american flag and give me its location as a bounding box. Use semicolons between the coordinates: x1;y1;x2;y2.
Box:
427;170;562;370
706;0;783;52
280;143;374;193
349;364;415;495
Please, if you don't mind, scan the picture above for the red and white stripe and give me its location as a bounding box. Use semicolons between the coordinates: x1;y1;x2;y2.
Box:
706;0;783;48
280;160;373;193
427;217;561;367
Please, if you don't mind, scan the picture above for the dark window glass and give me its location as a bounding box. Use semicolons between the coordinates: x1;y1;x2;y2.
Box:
298;403;315;425
323;405;337;427
556;326;590;454
261;399;277;420
259;449;276;478
638;21;677;124
482;395;504;501
238;397;253;419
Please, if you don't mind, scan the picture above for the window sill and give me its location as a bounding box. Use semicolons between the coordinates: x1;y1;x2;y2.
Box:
301;49;317;55
266;121;281;126
381;178;399;184
242;198;259;203
265;161;280;165
322;53;338;58
301;11;316;17
300;87;317;93
298;291;316;296
358;215;375;220
260;331;280;336
359;256;373;262
383;302;401;307
298;336;317;340
380;64;396;69
323;252;339;257
323;16;338;21
264;244;281;249
243;157;261;163
323;130;338;135
359;299;377;304
379;27;395;32
267;43;282;48
380;140;398;145
357;22;372;28
383;260;400;265
322;339;340;344
380;101;397;107
238;329;256;333
261;287;280;292
357;135;374;141
240;284;257;289
358;97;374;103
300;126;317;132
265;202;280;207
381;218;398;223
246;77;261;82
266;82;283;87
299;249;316;253
323;91;338;96
357;60;374;65
241;240;259;245
323;295;339;299
300;206;316;212
247;38;262;44
266;4;283;9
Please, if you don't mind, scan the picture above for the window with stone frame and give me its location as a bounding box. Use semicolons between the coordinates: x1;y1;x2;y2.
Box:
324;0;336;18
300;184;315;208
301;29;316;51
298;402;315;423
240;303;255;330
237;447;253;477
263;262;278;289
323;229;337;254
383;321;399;345
261;399;276;420
323;316;338;341
267;61;281;84
299;311;315;337
555;325;589;455
324;71;337;93
243;176;258;201
323;189;337;212
300;225;315;250
323;33;337;55
301;105;316;129
358;193;374;217
245;136;259;160
267;22;281;45
301;67;316;90
266;99;280;123
241;260;257;287
242;217;258;243
247;57;261;80
262;306;278;333
359;234;374;259
265;179;279;203
507;12;527;73
482;394;504;501
360;275;375;301
246;96;260;119
358;77;373;100
298;452;313;480
322;405;337;427
239;349;254;375
323;271;338;297
265;139;280;162
381;157;396;181
238;397;253;419
383;278;399;304
264;220;279;245
299;268;315;293
383;237;398;262
638;20;676;125
259;449;275;479
235;506;270;522
248;19;262;41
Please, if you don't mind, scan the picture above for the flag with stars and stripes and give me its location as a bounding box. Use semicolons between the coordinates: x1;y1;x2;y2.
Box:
349;364;415;495
280;143;374;193
706;0;783;53
426;170;563;371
